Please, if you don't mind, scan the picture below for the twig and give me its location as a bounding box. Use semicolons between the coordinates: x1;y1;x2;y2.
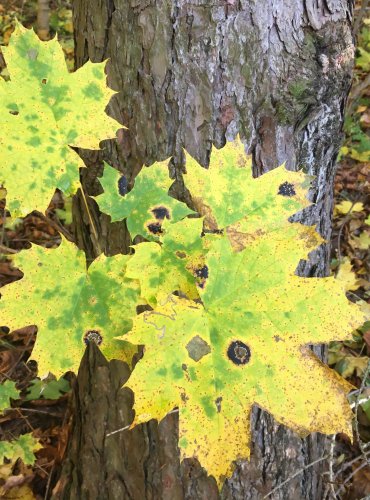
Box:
105;424;131;437
336;201;357;263
44;463;55;500
106;408;179;437
354;360;370;467
79;184;102;255
263;454;330;499
44;396;71;500
38;212;74;242
0;244;18;254
18;408;62;418
14;407;35;433
328;367;370;498
351;395;370;409
332;452;370;482
5;330;34;378
334;460;369;497
0;207;7;250
348;73;370;115
327;435;337;500
34;462;50;477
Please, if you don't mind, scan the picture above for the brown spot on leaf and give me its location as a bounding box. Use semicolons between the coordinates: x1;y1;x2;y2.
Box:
181;392;188;403
227;223;266;252
176;251;187;259
186;335;211;362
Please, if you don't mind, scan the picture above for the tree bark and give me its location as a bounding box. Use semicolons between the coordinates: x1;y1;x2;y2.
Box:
53;1;355;499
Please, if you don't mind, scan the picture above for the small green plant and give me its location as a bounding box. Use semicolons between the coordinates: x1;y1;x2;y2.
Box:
0;380;18;412
0;24;366;486
0;434;41;465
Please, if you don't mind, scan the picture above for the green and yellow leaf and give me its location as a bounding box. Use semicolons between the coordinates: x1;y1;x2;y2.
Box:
94;161;193;240
0;380;19;412
0;434;41;465
335;257;362;292
0;238;140;378
184;136;311;231
126;217;205;306
0;22;120;217
335;201;364;216
25;377;70;401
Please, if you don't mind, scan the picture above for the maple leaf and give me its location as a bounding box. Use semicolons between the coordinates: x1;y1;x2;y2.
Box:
25;377;70;401
0;434;41;465
125;217;205;306
0;22;120;217
335;257;362;292
0;380;19;412
94;161;193;240
119;139;366;485
184;136;311;232
0;238;140;378
335;201;364;216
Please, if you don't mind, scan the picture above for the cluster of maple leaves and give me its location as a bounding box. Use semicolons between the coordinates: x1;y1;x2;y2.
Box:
0;23;366;486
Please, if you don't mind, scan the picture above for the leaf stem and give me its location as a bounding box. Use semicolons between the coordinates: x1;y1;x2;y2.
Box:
79;183;102;255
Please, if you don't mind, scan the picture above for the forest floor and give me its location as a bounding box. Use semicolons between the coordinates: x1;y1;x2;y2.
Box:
0;1;369;499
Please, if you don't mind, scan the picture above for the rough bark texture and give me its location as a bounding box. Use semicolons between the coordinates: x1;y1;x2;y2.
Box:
53;1;355;499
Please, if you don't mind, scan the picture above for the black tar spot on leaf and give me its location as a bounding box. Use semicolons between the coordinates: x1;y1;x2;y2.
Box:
215;396;222;413
118;175;128;196
84;330;103;346
195;266;209;279
278;182;296;197
147;222;163;235
227;341;251;365
152;206;170;220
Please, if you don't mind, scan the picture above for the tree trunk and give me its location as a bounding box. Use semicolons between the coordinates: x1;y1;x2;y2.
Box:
53;1;355;499
37;0;50;40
